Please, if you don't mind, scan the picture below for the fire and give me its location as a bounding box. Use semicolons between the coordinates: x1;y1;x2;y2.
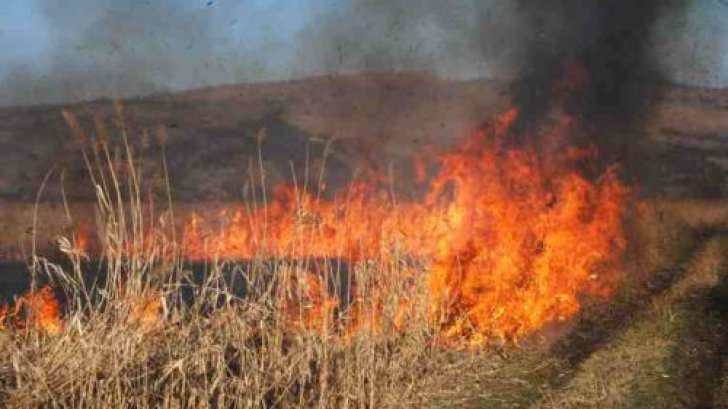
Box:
425;112;626;344
0;105;628;345
27;287;63;335
0;285;164;336
121;290;165;334
1;286;63;335
74;221;91;256
180;107;628;345
281;270;340;334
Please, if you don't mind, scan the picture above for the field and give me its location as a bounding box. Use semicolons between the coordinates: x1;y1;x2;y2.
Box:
0;74;727;408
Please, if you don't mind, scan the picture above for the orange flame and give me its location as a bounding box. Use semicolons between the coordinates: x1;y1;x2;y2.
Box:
121;290;165;333
281;271;340;335
1;286;64;335
178;107;628;345
0;305;9;331
74;221;91;255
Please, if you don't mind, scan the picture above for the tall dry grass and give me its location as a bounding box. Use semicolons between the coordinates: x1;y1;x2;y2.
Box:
0;110;449;409
1;108;718;408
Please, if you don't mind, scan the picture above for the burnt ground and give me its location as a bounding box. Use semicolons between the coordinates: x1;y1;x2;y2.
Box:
1;73;728;407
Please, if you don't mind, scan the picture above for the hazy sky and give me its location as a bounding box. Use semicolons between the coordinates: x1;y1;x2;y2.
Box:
1;0;727;106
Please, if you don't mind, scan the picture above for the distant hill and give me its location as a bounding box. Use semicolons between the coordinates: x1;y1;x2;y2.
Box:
1;73;728;260
0;73;726;203
0;73;510;202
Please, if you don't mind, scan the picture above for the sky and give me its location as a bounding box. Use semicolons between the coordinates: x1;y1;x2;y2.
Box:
1;0;727;106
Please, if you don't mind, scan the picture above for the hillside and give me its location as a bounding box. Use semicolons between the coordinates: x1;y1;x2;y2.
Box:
0;74;509;202
1;73;728;259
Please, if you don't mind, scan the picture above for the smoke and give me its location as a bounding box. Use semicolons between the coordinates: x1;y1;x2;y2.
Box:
293;0;522;79
294;1;728;140
0;0;725;107
0;0;549;105
1;0;310;106
509;1;672;133
2;1;213;104
299;1;696;127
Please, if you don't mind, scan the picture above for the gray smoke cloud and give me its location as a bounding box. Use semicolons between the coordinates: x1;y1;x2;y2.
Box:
0;0;726;107
293;0;524;80
1;0;304;106
297;0;728;130
4;0;218;105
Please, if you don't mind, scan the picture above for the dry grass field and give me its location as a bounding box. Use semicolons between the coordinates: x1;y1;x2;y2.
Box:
0;75;727;408
2;181;727;408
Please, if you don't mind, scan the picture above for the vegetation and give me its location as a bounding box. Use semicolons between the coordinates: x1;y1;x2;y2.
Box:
0;110;726;408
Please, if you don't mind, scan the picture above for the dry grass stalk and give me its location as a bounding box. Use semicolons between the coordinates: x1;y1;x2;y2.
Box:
0;114;446;409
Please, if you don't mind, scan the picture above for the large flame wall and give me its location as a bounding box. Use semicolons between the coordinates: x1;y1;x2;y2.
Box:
181;108;629;344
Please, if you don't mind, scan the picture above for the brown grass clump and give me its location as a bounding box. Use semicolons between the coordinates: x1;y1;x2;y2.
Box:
0;293;437;408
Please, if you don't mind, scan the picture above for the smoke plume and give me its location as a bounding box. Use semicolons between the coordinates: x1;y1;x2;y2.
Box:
2;0;726;107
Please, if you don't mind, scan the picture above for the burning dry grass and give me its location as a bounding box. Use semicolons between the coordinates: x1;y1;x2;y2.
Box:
1;234;440;407
0;110;461;408
0;106;721;408
0;289;435;408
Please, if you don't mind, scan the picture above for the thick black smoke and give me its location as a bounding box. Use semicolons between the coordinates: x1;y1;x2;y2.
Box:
511;1;680;134
301;1;692;134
